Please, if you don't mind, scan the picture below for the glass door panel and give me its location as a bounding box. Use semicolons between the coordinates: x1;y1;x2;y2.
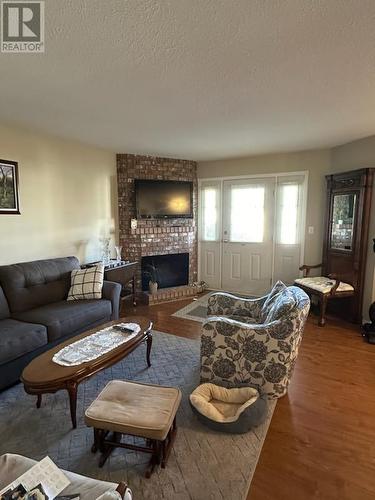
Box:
330;193;356;251
278;183;299;244
230;186;265;242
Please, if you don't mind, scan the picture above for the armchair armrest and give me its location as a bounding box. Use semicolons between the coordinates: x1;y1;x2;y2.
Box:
102;280;122;320
299;263;323;277
207;292;267;319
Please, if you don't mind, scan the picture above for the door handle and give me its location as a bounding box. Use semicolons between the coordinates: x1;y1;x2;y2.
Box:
223;239;229;243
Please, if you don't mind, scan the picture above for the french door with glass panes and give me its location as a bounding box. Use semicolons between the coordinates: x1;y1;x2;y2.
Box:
199;175;306;296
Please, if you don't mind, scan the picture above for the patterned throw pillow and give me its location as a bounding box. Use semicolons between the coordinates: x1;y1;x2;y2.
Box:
260;280;287;322
67;264;104;301
264;288;296;323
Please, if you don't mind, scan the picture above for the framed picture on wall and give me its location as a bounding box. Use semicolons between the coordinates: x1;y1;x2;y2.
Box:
0;159;20;214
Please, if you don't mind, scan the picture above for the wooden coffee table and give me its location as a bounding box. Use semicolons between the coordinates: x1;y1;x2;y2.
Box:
21;316;152;428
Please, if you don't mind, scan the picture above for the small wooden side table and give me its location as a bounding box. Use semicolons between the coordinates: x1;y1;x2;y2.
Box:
104;261;137;306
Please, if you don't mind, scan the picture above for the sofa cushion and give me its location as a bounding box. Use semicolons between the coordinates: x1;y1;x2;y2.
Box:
0;287;10;320
13;299;112;342
0;319;47;365
294;276;354;294
264;289;296;323
260;280;287;322
0;257;80;313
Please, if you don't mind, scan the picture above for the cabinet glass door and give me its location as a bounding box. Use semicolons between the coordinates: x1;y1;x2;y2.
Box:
330;193;356;251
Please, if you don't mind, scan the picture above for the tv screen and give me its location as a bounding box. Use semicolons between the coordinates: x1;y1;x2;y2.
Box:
135;179;193;219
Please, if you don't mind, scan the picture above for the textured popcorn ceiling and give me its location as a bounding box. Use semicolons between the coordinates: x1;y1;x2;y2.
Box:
0;0;375;160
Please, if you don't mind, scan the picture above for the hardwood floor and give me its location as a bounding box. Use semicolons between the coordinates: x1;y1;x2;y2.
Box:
122;297;375;500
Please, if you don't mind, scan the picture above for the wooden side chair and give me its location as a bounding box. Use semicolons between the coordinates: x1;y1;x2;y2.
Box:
294;264;354;326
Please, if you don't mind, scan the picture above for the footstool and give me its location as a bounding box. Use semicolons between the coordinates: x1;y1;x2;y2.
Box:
85;380;182;478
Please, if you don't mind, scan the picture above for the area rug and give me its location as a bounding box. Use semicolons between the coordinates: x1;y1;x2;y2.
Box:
0;331;276;500
172;293;214;323
172;292;256;324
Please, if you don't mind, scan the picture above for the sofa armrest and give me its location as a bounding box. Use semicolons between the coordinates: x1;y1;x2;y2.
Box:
102;280;121;320
207;292;267;319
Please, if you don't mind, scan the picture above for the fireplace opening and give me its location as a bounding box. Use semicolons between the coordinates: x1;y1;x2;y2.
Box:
141;253;189;291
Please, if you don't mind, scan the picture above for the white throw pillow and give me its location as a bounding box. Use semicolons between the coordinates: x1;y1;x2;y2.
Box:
67;264;104;301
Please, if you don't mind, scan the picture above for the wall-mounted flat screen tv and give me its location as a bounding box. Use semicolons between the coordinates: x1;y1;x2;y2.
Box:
135;179;193;219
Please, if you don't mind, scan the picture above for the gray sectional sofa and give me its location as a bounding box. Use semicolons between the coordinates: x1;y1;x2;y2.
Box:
0;256;121;390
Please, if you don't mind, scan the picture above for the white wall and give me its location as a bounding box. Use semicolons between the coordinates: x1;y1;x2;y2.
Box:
0;123;117;265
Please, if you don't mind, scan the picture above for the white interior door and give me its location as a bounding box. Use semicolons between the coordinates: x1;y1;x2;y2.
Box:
221;178;275;295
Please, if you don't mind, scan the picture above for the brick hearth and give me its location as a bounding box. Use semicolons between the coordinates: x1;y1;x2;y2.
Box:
117;154;198;301
147;284;203;305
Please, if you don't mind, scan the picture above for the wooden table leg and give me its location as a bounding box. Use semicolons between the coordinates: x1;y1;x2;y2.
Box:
92;428;102;453
36;394;42;408
145;440;160;478
319;294;327;327
132;276;137;306
67;382;78;428
161;418;177;468
98;432;117;467
146;332;153;367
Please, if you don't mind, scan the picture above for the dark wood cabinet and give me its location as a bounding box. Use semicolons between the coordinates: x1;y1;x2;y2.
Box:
323;168;373;323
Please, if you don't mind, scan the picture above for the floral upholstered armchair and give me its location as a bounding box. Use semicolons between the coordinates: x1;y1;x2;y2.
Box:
200;282;310;399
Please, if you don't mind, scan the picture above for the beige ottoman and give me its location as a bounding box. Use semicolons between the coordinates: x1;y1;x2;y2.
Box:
85;380;182;477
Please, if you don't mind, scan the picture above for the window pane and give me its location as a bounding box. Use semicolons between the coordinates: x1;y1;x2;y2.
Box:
230;186;264;242
279;184;299;244
203;188;217;241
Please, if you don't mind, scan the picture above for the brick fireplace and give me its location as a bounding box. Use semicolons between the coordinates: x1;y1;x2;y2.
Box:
117;154;198;303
